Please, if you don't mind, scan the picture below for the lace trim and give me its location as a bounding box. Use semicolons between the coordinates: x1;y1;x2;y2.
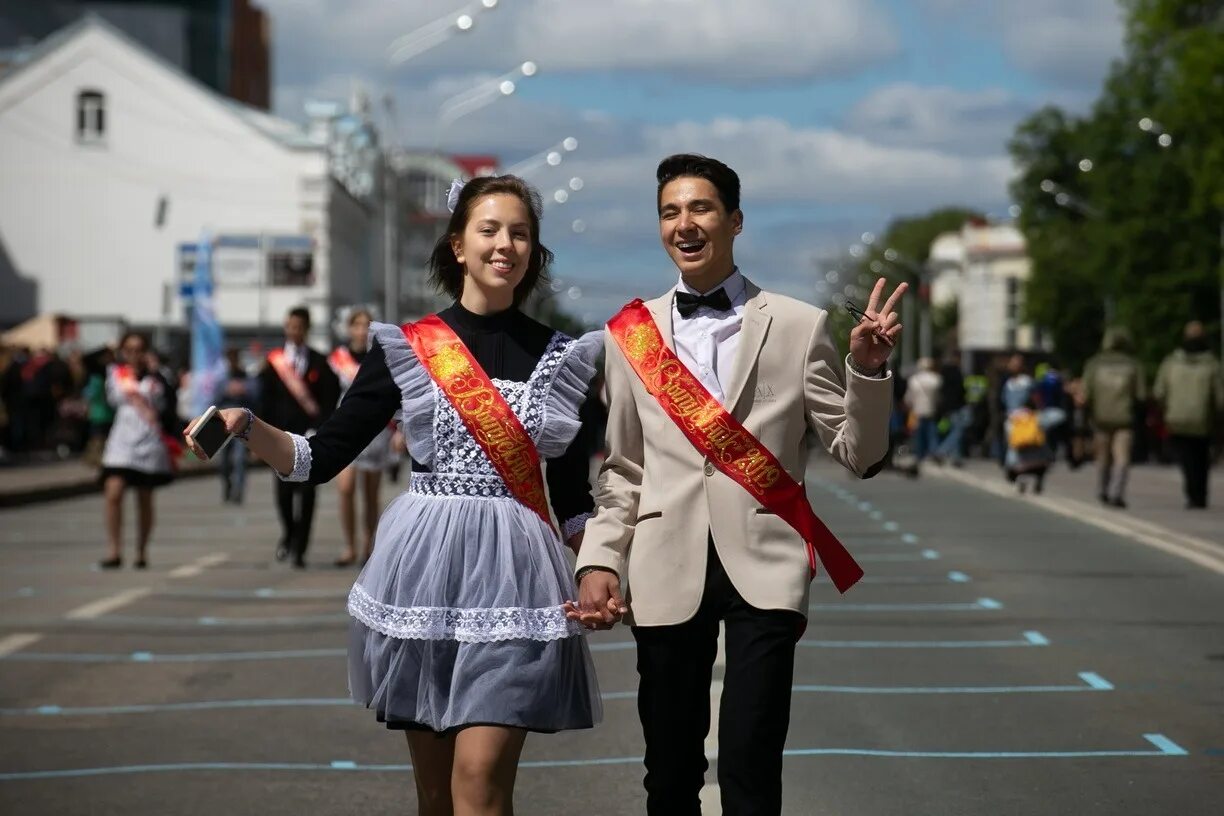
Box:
561;512;592;541
278;433;312;482
408;472;514;499
348;584;582;643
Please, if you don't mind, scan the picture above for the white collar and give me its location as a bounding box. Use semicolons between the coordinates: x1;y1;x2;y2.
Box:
675;267;746;302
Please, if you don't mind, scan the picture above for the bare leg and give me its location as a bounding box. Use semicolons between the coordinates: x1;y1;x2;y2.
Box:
103;476;125;562
361;469;382;561
451;726;527;816
407;730;457;816
135;488;154;564
335;465;357;564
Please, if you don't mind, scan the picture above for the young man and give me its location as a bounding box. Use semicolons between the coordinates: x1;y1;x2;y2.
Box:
258;307;339;567
572;154;903;815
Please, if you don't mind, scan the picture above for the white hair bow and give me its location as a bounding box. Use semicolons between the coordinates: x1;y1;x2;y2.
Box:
446;179;465;213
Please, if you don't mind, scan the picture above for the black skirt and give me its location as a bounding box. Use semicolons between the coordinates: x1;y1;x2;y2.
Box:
99;467;174;489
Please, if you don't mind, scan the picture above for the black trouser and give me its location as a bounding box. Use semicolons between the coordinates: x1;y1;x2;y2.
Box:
1172;434;1211;508
275;478;317;556
632;540;803;816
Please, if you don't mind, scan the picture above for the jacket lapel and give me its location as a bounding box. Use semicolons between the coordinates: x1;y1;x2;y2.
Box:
646;288;677;351
723;282;770;414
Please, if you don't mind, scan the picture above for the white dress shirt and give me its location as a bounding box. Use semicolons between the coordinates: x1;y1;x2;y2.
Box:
670;269;747;406
283;341;307;375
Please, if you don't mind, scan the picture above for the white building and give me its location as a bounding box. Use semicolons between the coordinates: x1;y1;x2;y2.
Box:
0;16;378;353
928;220;1047;361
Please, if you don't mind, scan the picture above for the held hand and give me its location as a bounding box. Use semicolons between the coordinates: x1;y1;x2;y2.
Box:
849;277;907;372
182;407;249;459
564;570;627;630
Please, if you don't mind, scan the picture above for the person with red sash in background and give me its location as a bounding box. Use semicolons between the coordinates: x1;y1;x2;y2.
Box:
185;175;603;815
328;307;401;567
570;154;905;816
98;331;179;569
257;306;340;568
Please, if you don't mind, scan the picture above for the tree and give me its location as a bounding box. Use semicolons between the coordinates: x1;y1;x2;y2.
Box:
1009;0;1223;373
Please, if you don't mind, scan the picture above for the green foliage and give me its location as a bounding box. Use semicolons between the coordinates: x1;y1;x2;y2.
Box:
1009;0;1223;373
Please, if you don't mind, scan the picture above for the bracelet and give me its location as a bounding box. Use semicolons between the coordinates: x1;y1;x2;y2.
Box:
575;566;616;582
235;407;256;441
846;355;885;378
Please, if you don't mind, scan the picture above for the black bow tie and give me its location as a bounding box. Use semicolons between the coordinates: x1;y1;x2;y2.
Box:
675;288;732;318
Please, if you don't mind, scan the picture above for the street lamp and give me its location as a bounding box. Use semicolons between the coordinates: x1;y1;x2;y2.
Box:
387;0;499;66
503;136;579;178
436;60;538;145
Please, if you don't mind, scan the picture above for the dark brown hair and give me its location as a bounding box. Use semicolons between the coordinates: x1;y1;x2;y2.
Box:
348;307;373;326
427;175;553;306
656;153;741;214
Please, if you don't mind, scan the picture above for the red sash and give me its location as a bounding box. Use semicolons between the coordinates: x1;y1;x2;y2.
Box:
268;348;320;418
328;346;361;386
401;315;556;534
113;365;183;469
608;300;863;593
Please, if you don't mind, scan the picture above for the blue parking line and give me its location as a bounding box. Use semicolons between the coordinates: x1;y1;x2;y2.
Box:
0;734;1188;780
0;672;1115;717
807;598;1002;612
856;551;940;562
798;631;1050;649
0;649;348;663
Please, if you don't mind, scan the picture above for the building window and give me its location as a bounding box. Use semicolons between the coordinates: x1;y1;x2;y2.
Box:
76;90;105;143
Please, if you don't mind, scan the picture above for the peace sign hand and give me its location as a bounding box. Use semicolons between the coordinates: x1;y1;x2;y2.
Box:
848;278;906;373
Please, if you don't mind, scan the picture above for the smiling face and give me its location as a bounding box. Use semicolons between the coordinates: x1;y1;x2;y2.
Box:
658;176;742;287
450;193;532;304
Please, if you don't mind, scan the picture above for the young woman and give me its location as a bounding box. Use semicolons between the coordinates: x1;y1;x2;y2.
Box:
185;175;602;815
329;308;398;567
99;331;177;569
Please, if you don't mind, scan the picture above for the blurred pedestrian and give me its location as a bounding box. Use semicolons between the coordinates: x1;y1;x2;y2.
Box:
904;357;942;462
216;347;257;504
1004;393;1054;494
185;175;602;815
1154;321;1223;509
934;353;968;466
329;308;397;567
257;306;340;567
1083;327;1145;508
81;347;116;467
98;332;178;569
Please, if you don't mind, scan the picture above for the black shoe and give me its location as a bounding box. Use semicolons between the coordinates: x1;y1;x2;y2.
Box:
134;558;148;569
1098;493;1110;505
99;556;122;569
292;555;307;569
1109;496;1127;509
275;540;289;562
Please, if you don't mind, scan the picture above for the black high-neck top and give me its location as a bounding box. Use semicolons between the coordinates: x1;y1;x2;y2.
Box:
300;303;596;529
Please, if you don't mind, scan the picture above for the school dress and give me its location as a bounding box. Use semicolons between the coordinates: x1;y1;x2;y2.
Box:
280;303;604;733
99;365;174;489
331;346;395;473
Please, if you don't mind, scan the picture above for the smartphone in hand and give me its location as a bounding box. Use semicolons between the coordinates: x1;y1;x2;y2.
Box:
188;405;234;461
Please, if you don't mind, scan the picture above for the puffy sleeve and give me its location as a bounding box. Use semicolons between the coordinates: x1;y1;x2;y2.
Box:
367;321;437;467
535;330;603;458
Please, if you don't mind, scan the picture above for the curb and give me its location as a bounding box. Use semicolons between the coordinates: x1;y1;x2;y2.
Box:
925;465;1224;577
0;461;222;508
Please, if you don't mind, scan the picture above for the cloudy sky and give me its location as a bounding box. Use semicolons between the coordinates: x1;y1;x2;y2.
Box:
260;0;1125;322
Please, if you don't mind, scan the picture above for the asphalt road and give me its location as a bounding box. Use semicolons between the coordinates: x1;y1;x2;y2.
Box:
1;461;1222;815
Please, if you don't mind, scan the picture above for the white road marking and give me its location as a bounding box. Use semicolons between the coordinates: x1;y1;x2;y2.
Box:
0;633;43;657
64;588;152;620
169;553;229;578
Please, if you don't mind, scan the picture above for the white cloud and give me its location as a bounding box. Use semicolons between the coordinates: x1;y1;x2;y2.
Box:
574;117;1014;212
998;0;1125;86
844;83;1034;155
914;0;1124;86
259;0;901;115
514;0;900;82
